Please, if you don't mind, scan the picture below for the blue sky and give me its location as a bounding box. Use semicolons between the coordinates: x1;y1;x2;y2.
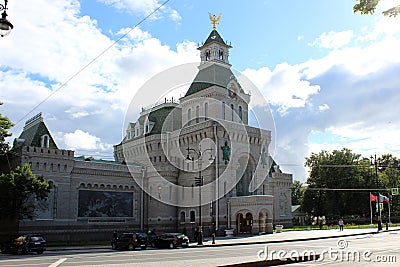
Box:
1;0;400;183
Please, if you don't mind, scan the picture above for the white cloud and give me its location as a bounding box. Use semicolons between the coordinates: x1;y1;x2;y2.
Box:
308;30;353;49
243;63;320;114
63;129;112;151
98;0;181;21
247;15;400;182
318;104;329;111
2;1;400;185
1;0;197;158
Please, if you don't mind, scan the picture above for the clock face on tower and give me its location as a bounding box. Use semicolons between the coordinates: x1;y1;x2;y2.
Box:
211;35;216;39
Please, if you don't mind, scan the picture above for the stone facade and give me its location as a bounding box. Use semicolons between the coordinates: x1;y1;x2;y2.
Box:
4;23;293;242
6;115;144;242
114;26;293;237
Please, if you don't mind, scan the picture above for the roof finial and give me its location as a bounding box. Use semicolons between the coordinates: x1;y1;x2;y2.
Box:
208;13;222;30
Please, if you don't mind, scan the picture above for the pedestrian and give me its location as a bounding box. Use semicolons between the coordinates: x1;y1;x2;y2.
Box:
194;227;198;242
338;218;344;231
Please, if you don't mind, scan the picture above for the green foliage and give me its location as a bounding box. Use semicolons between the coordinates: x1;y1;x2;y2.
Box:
291;180;305;206
354;0;400;17
303;148;375;217
0;102;13;153
0;164;52;220
303;149;400;218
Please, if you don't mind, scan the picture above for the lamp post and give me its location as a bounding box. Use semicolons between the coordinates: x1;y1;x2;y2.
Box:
186;144;214;245
0;0;13;37
371;154;383;231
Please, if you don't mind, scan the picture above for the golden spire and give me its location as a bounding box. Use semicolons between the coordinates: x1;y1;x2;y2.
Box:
208;13;222;30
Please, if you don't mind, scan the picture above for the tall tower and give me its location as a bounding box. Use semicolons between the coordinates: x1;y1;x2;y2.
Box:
198;14;232;67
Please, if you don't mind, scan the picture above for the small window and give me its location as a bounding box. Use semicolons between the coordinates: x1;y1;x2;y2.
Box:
231;104;234;121
180;211;186;223
222;102;225;120
188;108;192;126
190;211;195;223
41;134;50;148
239;106;243;121
205;50;211;61
204;103;208;120
219;50;224;60
196;106;200;123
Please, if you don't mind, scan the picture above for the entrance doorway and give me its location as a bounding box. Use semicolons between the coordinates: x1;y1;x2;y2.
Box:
237;212;253;234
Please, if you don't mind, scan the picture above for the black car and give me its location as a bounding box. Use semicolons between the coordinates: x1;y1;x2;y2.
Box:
111;232;148;250
1;234;46;254
154;233;189;249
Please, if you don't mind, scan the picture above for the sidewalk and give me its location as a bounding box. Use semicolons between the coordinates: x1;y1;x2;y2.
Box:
46;227;400;251
199;226;400;247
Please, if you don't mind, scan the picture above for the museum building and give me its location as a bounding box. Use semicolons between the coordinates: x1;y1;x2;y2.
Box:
5;20;293;241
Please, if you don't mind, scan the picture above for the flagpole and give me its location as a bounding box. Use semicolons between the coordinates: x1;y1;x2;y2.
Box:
370;192;373;226
388;195;391;224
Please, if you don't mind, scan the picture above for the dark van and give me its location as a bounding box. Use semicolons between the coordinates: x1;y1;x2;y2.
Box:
111;232;148;250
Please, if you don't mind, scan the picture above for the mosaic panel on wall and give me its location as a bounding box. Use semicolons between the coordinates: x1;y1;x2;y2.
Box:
78;190;133;217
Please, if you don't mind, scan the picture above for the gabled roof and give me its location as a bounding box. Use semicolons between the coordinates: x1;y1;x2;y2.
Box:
200;29;231;49
17;117;58;149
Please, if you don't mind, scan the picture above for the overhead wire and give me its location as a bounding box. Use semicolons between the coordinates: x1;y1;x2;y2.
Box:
4;0;172;166
12;0;172;128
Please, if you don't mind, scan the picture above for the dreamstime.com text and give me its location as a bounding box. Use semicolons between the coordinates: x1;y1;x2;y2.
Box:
257;239;397;263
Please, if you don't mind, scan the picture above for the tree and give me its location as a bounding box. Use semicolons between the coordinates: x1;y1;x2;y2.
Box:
375;154;400;216
354;0;400;17
0;164;52;220
0;102;13;154
291;180;305;206
302;148;375;218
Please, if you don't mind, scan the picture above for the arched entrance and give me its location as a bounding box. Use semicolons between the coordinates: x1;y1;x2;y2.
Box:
237;212;253;234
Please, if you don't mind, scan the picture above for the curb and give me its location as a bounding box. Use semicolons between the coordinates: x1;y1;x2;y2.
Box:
46;228;400;251
189;228;400;248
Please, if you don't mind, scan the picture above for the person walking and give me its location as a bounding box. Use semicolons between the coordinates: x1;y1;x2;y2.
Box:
338;218;344;231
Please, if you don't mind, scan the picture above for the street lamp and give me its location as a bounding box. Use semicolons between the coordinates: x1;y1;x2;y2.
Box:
186;144;214;245
0;0;13;37
371;154;383;231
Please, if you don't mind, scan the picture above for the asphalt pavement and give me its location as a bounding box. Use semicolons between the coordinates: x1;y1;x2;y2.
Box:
46;226;400;251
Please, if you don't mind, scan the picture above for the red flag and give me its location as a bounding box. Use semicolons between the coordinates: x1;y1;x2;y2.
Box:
370;193;376;202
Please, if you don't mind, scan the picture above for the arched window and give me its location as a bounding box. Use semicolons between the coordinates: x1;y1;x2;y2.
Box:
190;211;195;223
239;106;243;121
231;104;234;121
205;50;211;61
196;106;199;123
204;103;208;120
41;134;50;148
180;211;186;223
188;108;192;126
219;50;224;60
222;102;225;120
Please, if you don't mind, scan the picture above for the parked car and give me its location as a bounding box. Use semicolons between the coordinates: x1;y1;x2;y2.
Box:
154;233;189;249
111;232;148;250
1;234;46;254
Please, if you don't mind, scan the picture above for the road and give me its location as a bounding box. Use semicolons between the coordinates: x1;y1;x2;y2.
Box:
0;231;399;267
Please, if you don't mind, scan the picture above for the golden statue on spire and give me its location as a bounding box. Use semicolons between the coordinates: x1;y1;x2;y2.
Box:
209;13;222;30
